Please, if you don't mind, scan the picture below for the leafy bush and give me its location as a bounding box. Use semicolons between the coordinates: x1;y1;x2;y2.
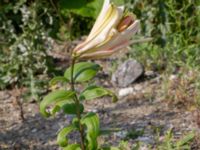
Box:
126;0;200;71
0;0;54;99
0;0;98;99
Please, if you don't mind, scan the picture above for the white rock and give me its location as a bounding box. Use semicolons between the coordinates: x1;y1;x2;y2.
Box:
118;87;134;97
31;128;37;133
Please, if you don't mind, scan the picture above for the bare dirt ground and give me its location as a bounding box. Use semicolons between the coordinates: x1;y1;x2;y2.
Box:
0;72;199;150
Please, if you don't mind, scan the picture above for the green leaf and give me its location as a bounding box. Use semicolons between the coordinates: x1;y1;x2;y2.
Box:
63;144;81;150
59;0;103;18
62;102;84;115
72;117;80;129
81;112;100;150
79;85;118;102
50;101;84;115
59;0;124;19
176;132;195;148
51;105;61;115
49;76;69;86
57;125;77;147
40;90;75;117
64;62;101;83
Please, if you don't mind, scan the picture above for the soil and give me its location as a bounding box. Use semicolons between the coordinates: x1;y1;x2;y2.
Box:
0;68;199;150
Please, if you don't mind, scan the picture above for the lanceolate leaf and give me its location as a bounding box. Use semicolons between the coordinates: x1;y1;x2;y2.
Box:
79;85;118;102
81;112;100;150
176;132;195;148
57;125;77;147
63;144;81;150
72;117;79;129
64;62;101;83
62;102;84;115
49;76;69;86
40;90;75;117
50;101;84;115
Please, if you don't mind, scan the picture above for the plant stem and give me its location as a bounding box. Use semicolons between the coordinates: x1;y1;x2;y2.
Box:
16;92;25;122
70;57;85;150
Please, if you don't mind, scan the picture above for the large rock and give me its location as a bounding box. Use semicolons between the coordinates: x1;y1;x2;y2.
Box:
111;59;144;87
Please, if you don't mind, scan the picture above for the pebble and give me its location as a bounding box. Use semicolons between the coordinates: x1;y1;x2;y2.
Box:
118;87;134;97
31;128;37;133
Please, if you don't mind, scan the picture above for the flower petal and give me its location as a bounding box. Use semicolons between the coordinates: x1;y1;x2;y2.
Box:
86;0;110;42
85;20;140;53
80;40;130;59
103;20;140;48
74;5;124;55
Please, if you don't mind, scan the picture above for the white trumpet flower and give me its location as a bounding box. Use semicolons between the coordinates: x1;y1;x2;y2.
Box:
73;0;140;59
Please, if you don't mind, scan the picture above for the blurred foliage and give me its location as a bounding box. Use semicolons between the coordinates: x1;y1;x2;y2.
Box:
126;0;200;71
0;0;124;100
155;130;195;150
0;0;54;100
1;0;200;100
57;0;124;39
126;0;200;109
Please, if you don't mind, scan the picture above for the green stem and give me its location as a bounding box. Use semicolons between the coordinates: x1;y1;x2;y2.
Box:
70;57;85;150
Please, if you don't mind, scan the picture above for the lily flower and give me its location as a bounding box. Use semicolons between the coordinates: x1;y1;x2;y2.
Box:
73;0;140;59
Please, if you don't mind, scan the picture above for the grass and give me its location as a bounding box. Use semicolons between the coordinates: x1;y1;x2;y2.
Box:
125;0;200;113
160;68;200;109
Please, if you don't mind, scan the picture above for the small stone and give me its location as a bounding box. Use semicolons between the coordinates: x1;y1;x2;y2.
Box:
111;59;144;87
118;87;134;97
31;128;37;133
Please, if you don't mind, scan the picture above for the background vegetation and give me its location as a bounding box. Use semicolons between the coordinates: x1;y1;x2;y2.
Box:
0;0;199;106
1;0;200;98
1;0;200;149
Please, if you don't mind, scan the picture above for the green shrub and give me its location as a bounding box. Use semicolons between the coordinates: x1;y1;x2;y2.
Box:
0;0;54;97
126;0;200;71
